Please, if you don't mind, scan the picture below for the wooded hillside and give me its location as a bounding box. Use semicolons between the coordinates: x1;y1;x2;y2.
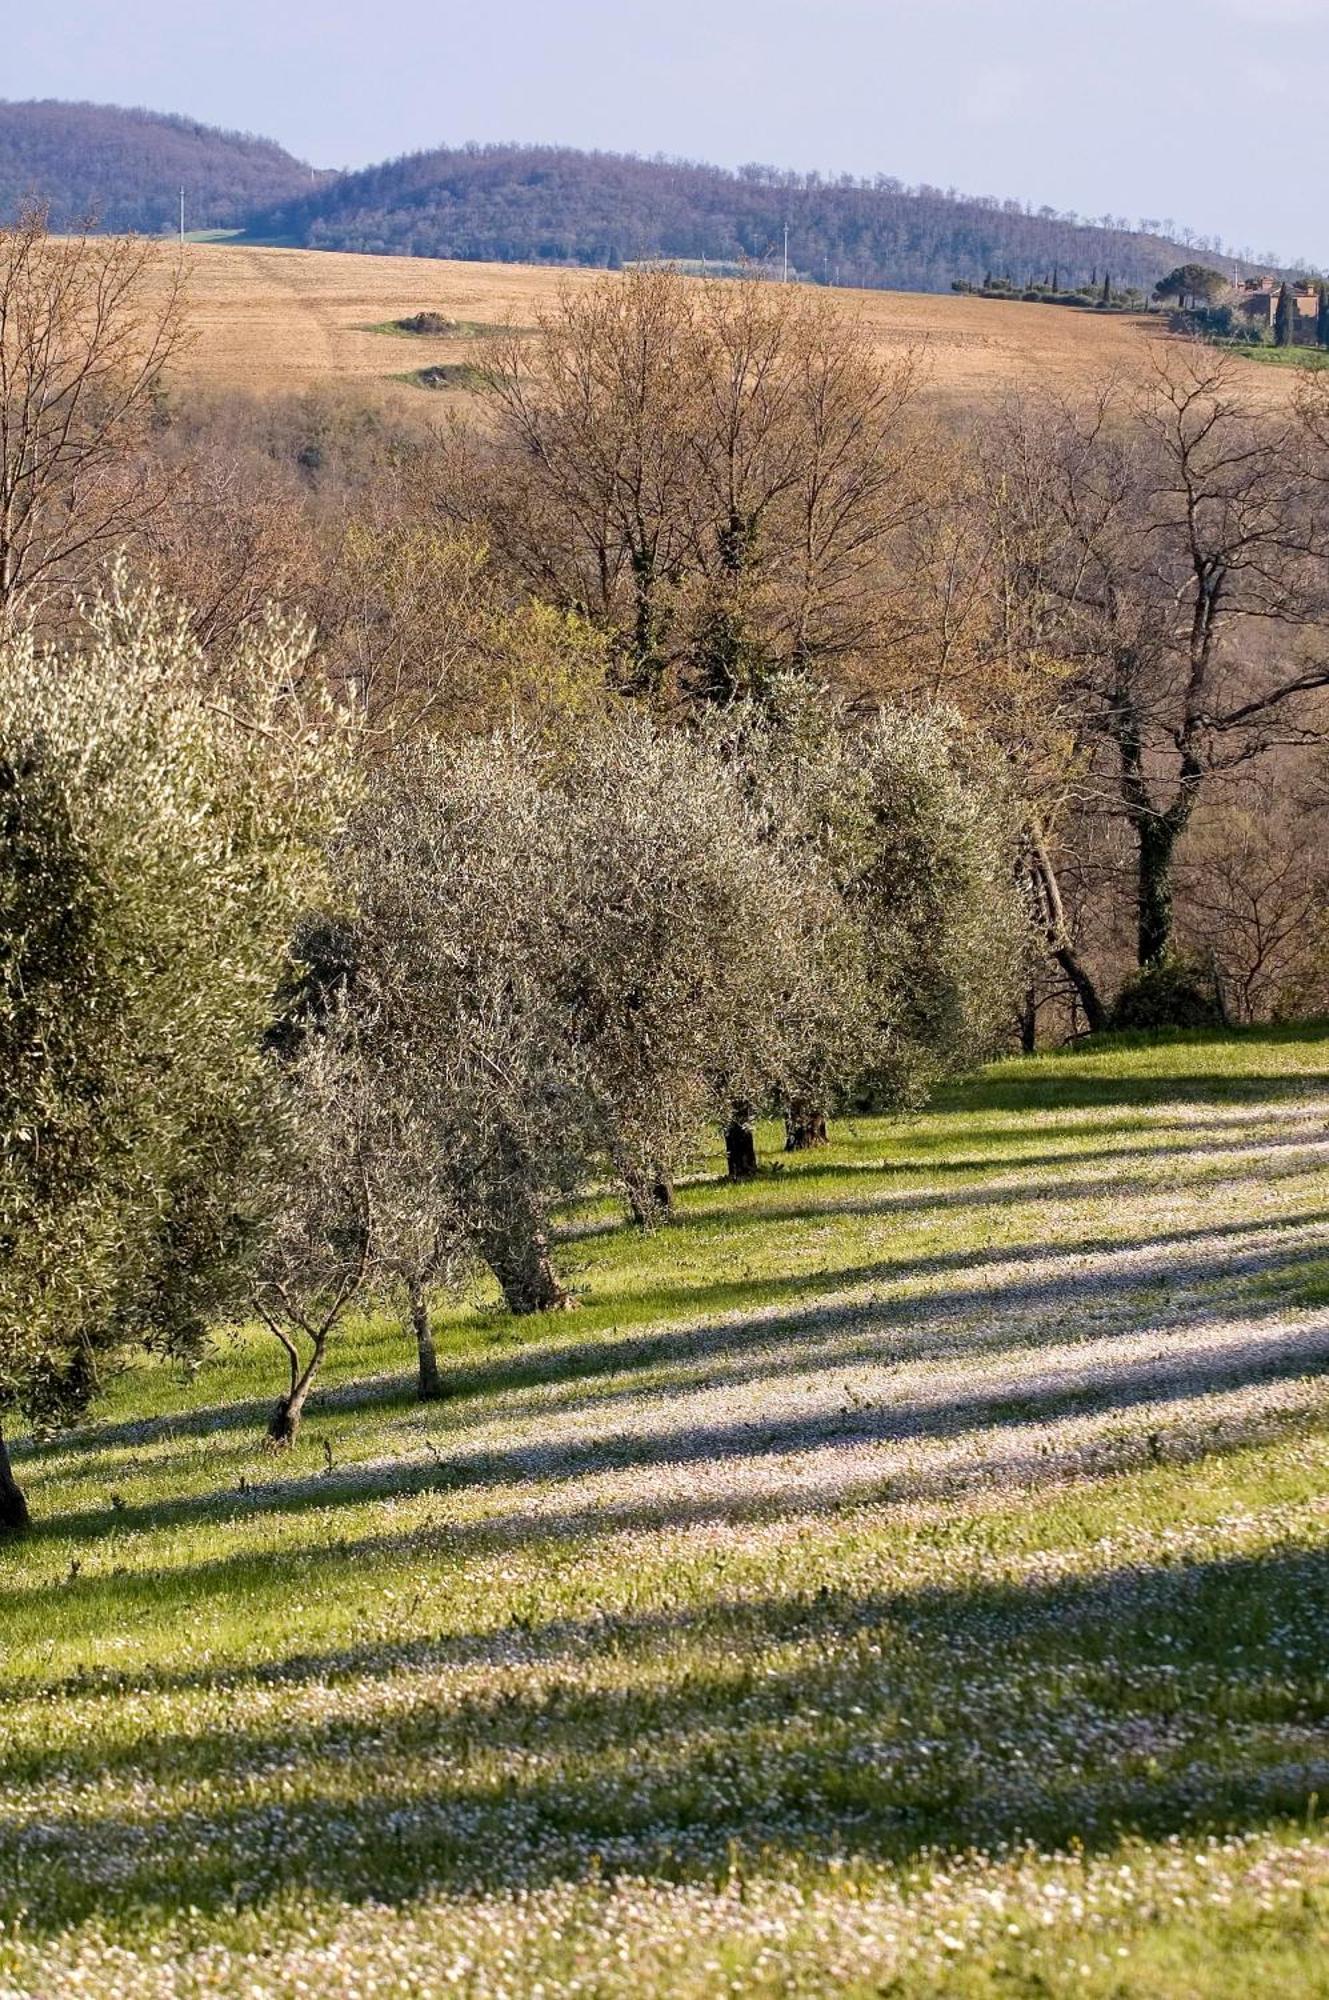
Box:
0;99;323;233
248;141;1248;294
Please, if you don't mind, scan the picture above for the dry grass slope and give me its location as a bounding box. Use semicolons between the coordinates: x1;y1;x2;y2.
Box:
170;242;1300;412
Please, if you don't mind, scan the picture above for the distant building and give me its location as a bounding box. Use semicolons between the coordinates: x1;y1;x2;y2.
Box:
1235;277;1320;329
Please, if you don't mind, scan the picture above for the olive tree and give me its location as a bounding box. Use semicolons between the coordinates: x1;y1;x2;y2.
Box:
338;713;855;1341
343;735;595;1319
0;574;347;1527
249;997;378;1444
711;683;1029;1154
551;711;860;1220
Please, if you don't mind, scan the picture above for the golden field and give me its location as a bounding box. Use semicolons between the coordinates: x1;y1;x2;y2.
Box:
171;240;1294;411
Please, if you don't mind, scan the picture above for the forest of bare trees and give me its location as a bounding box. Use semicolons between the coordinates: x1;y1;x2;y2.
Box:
0;104;1278;295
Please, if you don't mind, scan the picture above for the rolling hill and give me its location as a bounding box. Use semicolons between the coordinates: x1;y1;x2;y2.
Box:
0;103;1270;300
0;99;324;235
164;241;1302;415
245;140;1250;296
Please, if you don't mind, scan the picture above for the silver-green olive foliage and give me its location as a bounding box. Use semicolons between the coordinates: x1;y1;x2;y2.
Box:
340;713;851;1304
0;573;348;1429
713;683;1031;1110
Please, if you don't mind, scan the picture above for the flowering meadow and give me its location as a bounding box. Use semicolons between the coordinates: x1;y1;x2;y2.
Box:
3;1025;1329;1997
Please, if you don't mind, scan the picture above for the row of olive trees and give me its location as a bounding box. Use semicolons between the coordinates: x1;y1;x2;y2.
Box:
255;689;1027;1443
0;582;1027;1515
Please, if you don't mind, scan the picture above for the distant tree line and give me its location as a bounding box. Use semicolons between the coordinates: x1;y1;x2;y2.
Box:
245;141;1255;296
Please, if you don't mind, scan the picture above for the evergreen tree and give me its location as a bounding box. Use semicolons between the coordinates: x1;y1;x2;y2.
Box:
1317;283;1329;350
1102;270;1112;307
1275;281;1296;348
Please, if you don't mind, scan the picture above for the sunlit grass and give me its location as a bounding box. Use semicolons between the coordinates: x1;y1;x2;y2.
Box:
3;1024;1329;1995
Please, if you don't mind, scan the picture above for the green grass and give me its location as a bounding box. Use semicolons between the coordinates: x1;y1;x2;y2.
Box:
391;362;483;392
4;1025;1329;1996
1216;340;1329;370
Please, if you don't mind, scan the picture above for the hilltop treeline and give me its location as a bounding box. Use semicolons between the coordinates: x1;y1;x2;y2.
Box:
0;106;1262;297
249;141;1241;294
0;100;323;233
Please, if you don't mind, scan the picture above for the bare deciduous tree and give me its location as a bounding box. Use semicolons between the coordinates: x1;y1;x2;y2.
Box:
0;208;189;623
453;268;924;697
940;352;1329;1019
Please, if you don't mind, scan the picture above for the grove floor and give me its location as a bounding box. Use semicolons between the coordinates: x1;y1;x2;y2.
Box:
4;1027;1329;1996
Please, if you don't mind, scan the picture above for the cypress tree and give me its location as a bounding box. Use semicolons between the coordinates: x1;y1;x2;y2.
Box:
1317;283;1329;350
1275;281;1296;348
1101;270;1112;307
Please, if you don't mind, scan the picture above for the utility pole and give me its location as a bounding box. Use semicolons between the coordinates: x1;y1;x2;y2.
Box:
783;222;789;284
179;187;185;243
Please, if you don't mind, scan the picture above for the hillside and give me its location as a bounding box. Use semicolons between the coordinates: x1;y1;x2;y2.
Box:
162;242;1303;415
0;100;324;235
247;140;1247;296
4;1026;1329;1995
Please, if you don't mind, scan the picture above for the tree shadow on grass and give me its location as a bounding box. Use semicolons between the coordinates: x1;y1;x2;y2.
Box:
3;1542;1327;1932
945;1062;1329;1119
639;1134;1329;1244
12;1296;1328;1595
16;1205;1329;1539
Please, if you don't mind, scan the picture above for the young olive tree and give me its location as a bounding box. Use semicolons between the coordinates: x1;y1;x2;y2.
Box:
250;997;377;1443
0;574;346;1528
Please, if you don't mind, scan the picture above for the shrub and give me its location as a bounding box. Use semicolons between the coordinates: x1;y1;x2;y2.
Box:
396;311;458;334
1109;958;1225;1032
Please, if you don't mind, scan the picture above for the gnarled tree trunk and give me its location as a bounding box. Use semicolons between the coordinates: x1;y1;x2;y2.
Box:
477;1197;570;1314
724;1105;759;1181
410;1279;446;1400
0;1426;30;1533
784;1101;830;1151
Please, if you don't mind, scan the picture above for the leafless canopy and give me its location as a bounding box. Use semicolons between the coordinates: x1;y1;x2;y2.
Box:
0;207;189;622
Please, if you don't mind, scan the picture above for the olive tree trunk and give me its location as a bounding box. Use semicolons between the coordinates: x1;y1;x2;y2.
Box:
266;1332;327;1447
784;1101;830;1151
0;1425;30;1533
626;1170;675;1228
724;1106;759;1181
477;1199;570;1314
410;1279;446;1400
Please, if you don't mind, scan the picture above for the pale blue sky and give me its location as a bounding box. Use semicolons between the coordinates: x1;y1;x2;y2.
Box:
7;0;1329;261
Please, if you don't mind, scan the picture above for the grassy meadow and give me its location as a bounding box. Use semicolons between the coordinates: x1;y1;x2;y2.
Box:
3;1026;1329;1996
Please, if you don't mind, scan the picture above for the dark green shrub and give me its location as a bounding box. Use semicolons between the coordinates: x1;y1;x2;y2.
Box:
1110;958;1224;1032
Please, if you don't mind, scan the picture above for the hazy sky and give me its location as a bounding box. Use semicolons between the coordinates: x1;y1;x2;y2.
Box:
8;0;1329;262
